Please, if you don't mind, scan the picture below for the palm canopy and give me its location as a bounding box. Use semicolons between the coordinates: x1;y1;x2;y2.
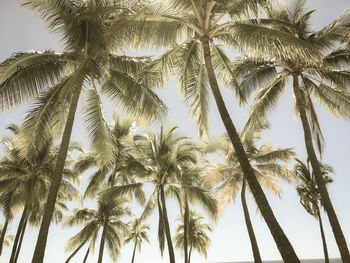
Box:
201;122;294;213
235;0;350;153
64;196;131;262
295;158;333;217
111;0;323;137
173;210;212;260
0;124;81;225
101;124;216;260
125;219;150;250
0;0;167;161
73;110;143;199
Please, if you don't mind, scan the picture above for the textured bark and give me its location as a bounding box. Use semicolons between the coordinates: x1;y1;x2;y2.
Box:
293;75;350;261
97;218;108;263
183;196;189;263
317;210;329;263
160;187;176;263
9;203;28;263
13;218;28;263
0;216;10;255
131;240;137;263
201;37;300;262
31;84;82;263
82;247;90;263
65;237;89;263
241;179;262;263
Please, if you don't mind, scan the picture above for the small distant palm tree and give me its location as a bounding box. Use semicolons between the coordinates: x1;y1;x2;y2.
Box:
64;196;131;263
295;159;334;263
202;123;294;263
124;219;150;263
174;210;212;263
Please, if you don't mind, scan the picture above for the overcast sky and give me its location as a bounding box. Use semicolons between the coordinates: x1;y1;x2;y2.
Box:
0;0;350;263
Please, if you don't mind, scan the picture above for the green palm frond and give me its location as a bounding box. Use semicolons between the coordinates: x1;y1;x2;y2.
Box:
243;73;287;134
0;51;74;111
82;87;115;166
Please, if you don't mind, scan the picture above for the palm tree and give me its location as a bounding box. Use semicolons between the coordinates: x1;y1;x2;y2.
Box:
174;210;212;263
102;124;216;263
124;219;150;263
201;122;294;263
171;162;217;263
295;159;334;263
0;1;166;261
73;110;141;200
234;1;350;259
64;196;131;263
0;124;81;263
116;1;324;260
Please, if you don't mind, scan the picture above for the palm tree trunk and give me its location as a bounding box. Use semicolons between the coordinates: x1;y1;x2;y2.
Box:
292;74;350;261
131;240;137;263
0;216;10;255
13;217;28;263
200;37;300;262
82;247;90;263
9;202;29;263
65;237;89;263
317;210;329;263
31;84;83;263
183;195;189;263
188;245;192;263
241;178;262;263
160;187;176;263
97;218;108;263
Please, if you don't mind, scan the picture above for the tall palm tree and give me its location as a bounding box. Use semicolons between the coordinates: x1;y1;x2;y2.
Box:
234;1;350;259
295;159;334;263
0;1;166;261
115;1;324;260
202;123;294;263
64;196;131;263
124;219;150;263
102;124;216;263
0;125;81;263
173;210;212;263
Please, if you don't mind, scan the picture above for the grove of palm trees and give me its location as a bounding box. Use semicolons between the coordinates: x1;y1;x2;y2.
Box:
0;0;349;262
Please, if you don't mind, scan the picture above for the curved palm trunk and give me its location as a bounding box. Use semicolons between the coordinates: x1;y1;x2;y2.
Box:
183;195;189;263
317;210;329;263
65;237;89;263
0;216;10;255
9;203;29;263
241;179;262;263
131;239;137;263
200;37;300;262
13;217;28;263
292;75;350;261
31;84;83;263
82;247;90;263
160;187;176;263
97;218;108;263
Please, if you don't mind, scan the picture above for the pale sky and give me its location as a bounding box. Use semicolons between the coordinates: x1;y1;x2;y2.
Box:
0;0;350;263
